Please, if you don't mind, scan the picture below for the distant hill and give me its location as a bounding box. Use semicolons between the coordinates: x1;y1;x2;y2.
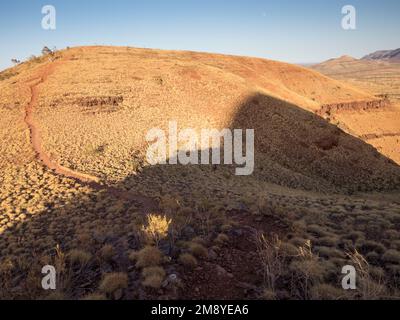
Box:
310;52;400;165
362;48;400;62
311;55;376;74
0;46;390;194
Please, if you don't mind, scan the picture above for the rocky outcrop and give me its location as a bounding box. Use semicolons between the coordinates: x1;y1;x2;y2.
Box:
360;132;400;140
316;98;389;117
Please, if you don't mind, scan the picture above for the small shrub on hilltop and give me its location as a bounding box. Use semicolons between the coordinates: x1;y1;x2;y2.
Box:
42;46;53;56
11;59;21;65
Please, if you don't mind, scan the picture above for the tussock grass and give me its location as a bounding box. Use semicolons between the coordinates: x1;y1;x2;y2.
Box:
67;249;92;268
179;253;198;269
99;272;128;294
142;266;166;289
135;246;163;268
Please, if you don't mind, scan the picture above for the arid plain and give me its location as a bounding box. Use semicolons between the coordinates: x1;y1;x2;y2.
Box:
0;46;399;300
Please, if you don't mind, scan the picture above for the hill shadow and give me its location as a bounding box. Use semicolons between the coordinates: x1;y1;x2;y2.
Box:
1;92;400;299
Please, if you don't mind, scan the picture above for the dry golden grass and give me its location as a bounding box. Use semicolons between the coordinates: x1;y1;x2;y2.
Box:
141;214;171;246
0;46;399;300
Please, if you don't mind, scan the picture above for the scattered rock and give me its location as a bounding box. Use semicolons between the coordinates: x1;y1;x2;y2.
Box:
162;274;179;288
208;250;218;260
215;265;228;276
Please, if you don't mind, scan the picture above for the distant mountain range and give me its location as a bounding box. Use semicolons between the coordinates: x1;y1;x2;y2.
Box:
362;48;400;62
310;55;368;74
310;50;400;111
310;48;400;73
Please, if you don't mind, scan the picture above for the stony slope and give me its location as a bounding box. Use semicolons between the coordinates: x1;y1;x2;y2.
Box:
2;46;396;192
311;55;400;164
1;46;400;300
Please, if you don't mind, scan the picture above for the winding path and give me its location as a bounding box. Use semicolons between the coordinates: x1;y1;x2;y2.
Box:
24;61;157;210
25;64;101;185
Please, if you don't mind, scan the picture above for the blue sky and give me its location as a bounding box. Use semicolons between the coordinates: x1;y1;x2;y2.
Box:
0;0;399;71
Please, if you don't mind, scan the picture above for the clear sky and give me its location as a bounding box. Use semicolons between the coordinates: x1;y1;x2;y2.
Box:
0;0;399;71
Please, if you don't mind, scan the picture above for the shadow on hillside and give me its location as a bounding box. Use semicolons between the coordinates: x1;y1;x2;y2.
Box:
1;92;400;299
